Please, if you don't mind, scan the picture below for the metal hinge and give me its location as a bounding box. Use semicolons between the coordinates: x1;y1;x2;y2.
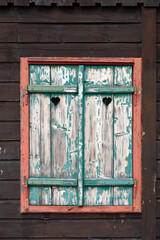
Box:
25;90;29;106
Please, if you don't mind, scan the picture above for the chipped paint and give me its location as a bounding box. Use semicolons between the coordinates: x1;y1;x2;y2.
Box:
29;64;134;207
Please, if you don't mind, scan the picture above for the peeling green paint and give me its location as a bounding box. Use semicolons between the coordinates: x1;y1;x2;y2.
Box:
29;65;134;207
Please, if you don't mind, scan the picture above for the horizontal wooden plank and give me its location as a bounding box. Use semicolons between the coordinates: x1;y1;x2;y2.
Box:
0;141;20;160
0;161;20;180
0;123;20;141
157;103;160;121
0;83;19;101
0;63;19;82
157;141;160;159
0;102;20;121
157;161;160;179
85;86;136;93
85;179;136;186
0;8;17;23
26;178;78;186
26;178;136;187
0;200;141;219
157;63;160;82
18;24;141;43
157;200;160;217
16;7;141;23
0;181;20;199
157;122;160;140
0;23;17;42
157;219;160;237
0;219;141;238
0;43;141;62
26;85;78;93
157;180;160;198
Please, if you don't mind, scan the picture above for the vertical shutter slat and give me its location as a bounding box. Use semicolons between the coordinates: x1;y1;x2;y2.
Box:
113;66;133;206
78;65;84;206
50;66;78;205
84;66;114;206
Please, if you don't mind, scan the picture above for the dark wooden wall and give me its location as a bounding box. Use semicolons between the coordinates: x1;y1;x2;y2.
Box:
0;4;158;240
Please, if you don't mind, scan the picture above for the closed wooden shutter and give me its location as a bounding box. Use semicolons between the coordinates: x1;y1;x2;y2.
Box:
27;64;135;207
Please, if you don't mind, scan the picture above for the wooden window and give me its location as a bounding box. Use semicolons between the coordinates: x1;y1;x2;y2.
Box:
21;57;141;213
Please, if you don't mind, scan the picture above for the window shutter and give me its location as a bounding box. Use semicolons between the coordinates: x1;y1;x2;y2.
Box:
84;66;134;206
27;64;136;207
29;65;79;206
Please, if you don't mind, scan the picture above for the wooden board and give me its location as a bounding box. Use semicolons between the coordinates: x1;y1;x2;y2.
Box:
142;7;157;240
29;65;79;205
84;65;133;206
0;219;141;238
0;43;141;63
18;24;141;43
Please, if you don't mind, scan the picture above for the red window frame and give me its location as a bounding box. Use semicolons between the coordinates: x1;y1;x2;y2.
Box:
21;57;141;213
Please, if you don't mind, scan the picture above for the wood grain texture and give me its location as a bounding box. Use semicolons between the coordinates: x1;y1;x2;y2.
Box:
0;142;20;160
0;83;19;101
0;123;20;140
18;24;141;43
0;181;20;199
0;63;19;82
142;7;156;240
0;219;141;238
0;161;20;180
16;7;141;23
0;43;141;63
0;102;19;121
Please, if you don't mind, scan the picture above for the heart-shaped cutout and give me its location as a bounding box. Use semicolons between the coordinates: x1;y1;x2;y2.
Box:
51;97;60;106
103;97;112;107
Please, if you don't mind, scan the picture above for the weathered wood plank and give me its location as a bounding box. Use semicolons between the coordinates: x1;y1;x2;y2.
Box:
157;122;160;140
84;187;113;206
30;65;52;205
16;7;141;23
113;66;133;207
142;7;156;240
0;23;17;42
78;65;84;206
157;160;160;178
51;65;78;206
0;43;141;63
113;66;132;176
0;142;20;160
0;83;19;101
0;161;20;180
0;219;142;238
0;181;20;199
39;66;51;205
114;187;132;206
53;187;78;206
157;141;160;159
29;66;42;205
18;24;141;43
0;102;19;121
0;199;141;219
0;63;19;82
0;123;20;141
84;66;113;206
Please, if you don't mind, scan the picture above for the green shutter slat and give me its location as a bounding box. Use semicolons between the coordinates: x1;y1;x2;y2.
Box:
84;179;136;186
26;178;136;187
26;85;78;93
85;86;136;94
26;178;78;186
78;65;84;206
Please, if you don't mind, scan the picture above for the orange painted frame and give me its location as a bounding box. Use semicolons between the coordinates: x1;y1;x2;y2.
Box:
21;57;141;213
